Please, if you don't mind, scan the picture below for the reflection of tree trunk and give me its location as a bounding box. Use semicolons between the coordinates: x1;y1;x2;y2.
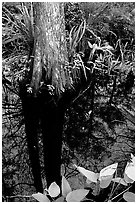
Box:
41;99;65;187
20;86;43;192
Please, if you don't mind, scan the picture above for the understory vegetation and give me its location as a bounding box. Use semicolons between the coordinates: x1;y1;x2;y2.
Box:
2;2;135;202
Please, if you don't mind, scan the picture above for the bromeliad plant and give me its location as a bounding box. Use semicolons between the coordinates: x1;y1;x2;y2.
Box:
32;154;135;202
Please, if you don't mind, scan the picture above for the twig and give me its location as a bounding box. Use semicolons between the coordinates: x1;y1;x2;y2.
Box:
110;185;132;201
108;169;117;200
110;182;121;199
72;80;92;104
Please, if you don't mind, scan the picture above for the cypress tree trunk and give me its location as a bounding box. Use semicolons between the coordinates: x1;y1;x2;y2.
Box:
29;2;69;188
20;2;72;190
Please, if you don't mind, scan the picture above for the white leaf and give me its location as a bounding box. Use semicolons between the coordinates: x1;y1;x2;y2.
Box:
48;182;60;198
76;165;98;183
32;192;50;202
61;176;72;197
100;163;118;178
112;177;128;186
66;189;89;202
100;175;113;188
124;172;134;184
123;192;135;202
125;162;135;181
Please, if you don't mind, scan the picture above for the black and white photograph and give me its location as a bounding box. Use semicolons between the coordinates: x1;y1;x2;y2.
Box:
2;1;135;202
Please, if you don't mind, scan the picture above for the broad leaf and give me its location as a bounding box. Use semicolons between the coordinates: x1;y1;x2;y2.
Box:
48;182;60;198
75;165;98;183
123;192;135;202
100;175;113;188
66;189;89;202
32;192;50;202
61;176;72;197
112;177;128;186
124;172;134;184
99;163;118;178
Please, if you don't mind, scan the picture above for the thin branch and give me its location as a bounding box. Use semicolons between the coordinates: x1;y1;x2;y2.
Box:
110;185;132;201
72;80;92;104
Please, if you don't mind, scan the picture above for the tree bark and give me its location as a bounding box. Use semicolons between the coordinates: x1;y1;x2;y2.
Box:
31;2;70;94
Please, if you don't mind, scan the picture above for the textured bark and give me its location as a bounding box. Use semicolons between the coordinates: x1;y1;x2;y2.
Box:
31;2;70;94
